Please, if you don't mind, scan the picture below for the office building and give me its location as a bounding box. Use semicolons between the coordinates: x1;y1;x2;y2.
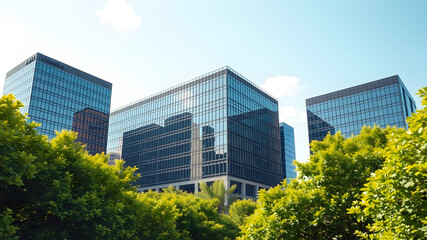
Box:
279;122;296;181
108;66;281;198
3;53;112;154
306;75;416;143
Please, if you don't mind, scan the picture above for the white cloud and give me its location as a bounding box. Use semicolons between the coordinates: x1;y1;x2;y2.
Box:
279;106;306;124
262;75;304;99
95;0;141;33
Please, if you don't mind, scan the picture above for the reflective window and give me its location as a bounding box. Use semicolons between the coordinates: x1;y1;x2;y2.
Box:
227;71;281;186
109;71;229;187
108;68;282;188
280;123;296;181
4;55;112;155
307;79;416;143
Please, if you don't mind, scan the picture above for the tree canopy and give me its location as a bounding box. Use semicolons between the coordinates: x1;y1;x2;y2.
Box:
239;126;390;240
197;180;238;214
2;86;426;240
239;86;427;240
229;199;257;225
144;186;239;240
349;87;427;239
0;94;179;239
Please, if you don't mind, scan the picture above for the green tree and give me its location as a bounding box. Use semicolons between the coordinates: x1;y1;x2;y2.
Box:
350;87;427;239
239;126;390;240
0;94;47;239
229;199;257;225
0;94;179;239
145;186;239;240
197;180;238;214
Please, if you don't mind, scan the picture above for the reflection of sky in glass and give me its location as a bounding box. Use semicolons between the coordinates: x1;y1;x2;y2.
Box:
108;67;282;189
108;69;229;187
4;53;112;154
280;123;296;181
227;70;281;187
307;77;417;143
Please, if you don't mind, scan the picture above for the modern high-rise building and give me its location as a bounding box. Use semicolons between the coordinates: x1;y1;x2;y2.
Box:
306;75;416;143
279;122;296;181
3;53;112;154
107;66;281;198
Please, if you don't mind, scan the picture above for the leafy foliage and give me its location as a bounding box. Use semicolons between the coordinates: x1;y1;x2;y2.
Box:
4;86;426;240
350;86;427;239
229;199;257;225
0;209;17;240
0;94;46;187
0;94;179;239
239;126;390;239
197;180;238;214
145;186;239;240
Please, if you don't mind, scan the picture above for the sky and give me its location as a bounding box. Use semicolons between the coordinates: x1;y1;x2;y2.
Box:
1;0;426;162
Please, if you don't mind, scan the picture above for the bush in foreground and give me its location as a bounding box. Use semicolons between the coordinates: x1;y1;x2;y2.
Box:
145;186;239;240
239;86;427;240
0;94;178;239
239;126;389;240
350;87;427;239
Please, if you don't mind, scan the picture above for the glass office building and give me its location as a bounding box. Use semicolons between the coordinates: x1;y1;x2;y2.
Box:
108;66;281;198
279;122;296;181
306;75;416;143
3;53;112;154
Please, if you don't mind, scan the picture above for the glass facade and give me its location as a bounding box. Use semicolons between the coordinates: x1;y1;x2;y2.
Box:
3;53;112;155
227;70;281;186
306;75;416;143
279;122;296;181
108;67;281;196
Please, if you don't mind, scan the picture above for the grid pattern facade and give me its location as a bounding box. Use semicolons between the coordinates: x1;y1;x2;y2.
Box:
227;71;281;186
3;53;112;155
306;75;416;143
279;122;296;181
3;59;36;115
107;67;281;194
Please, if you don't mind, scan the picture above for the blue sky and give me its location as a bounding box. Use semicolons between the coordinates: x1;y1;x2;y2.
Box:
1;0;426;162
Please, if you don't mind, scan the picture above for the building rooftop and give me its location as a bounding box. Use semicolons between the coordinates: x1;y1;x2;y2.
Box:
6;52;112;90
306;75;402;105
111;66;277;116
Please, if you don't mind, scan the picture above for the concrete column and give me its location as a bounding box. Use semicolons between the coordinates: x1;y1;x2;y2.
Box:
242;182;246;198
195;182;199;193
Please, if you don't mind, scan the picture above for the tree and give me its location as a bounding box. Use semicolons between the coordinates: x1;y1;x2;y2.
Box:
349;87;427;239
229;199;257;225
239;126;390;240
0;94;48;239
144;186;239;240
197;180;238;214
0;94;179;239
